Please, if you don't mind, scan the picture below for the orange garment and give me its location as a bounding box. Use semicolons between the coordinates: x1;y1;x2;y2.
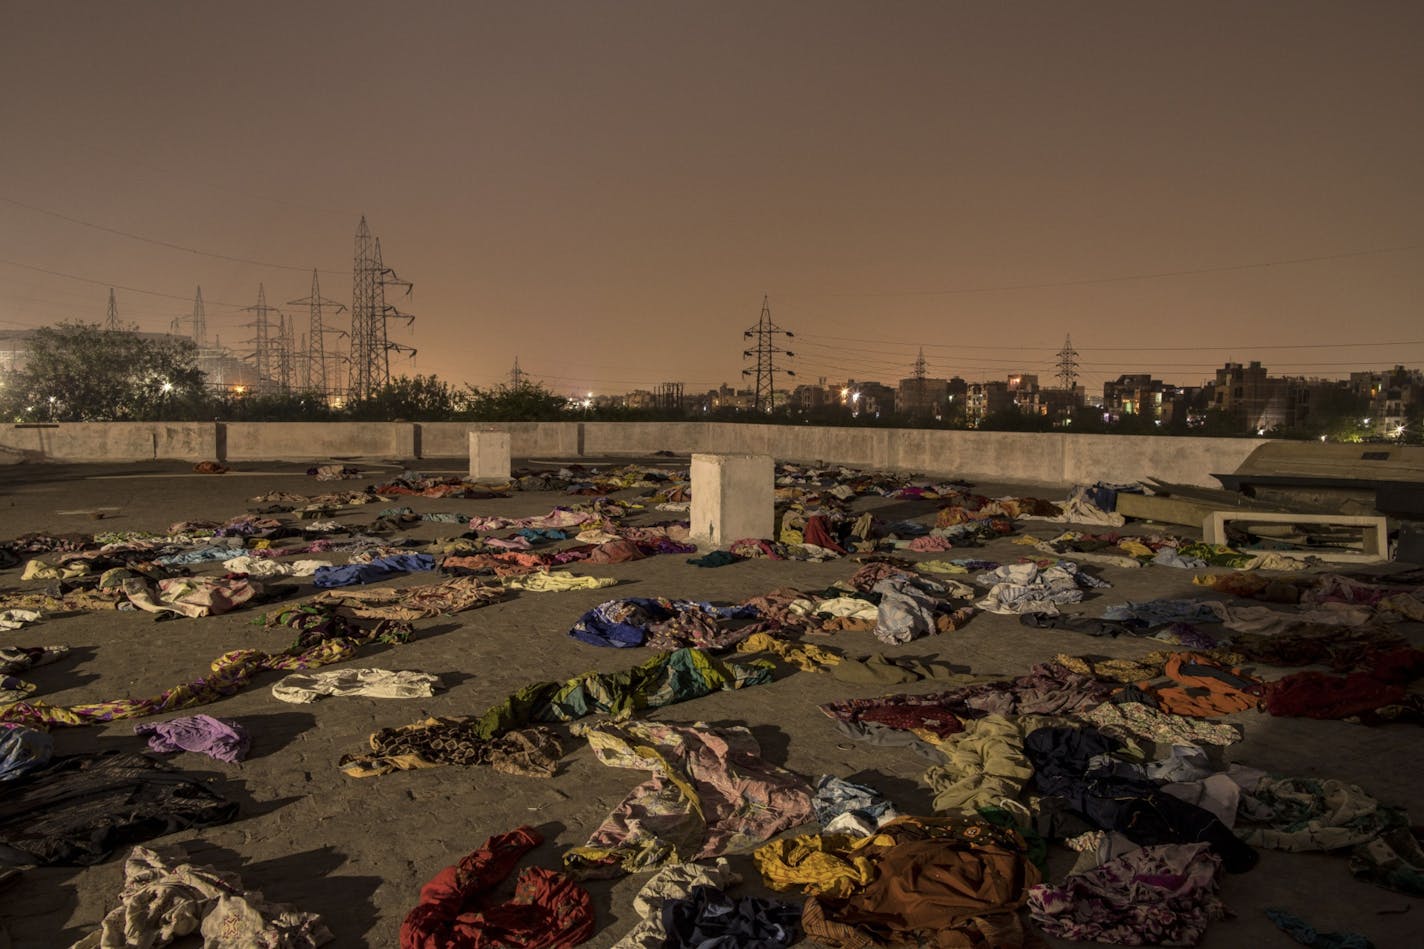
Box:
1152;653;1262;717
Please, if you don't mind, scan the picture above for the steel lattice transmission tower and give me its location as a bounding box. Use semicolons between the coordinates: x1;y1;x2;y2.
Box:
105;288;120;331
276;311;297;394
349;216;415;401
288;270;346;397
241;284;280;391
741;295;796;412
1055;334;1080;389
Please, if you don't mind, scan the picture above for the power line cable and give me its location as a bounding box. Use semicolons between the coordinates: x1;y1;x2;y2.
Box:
795;331;1424;352
0;195;344;274
824;241;1424;297
0;257;252;308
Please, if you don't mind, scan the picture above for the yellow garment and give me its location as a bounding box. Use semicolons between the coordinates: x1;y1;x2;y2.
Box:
504;572;618;593
21;560;90;581
915;560;969;575
736;632;842;672
1118;539;1154;558
754;834;875;899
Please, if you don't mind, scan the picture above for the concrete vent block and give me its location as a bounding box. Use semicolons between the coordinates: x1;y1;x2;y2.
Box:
690;452;774;548
468;430;511;482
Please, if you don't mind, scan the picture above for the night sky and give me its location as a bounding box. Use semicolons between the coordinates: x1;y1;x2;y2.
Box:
2;1;1421;396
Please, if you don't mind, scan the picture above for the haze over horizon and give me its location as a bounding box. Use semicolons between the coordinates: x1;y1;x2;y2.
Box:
2;1;1421;396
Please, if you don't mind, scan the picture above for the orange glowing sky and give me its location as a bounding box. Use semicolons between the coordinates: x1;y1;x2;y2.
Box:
2;1;1421;396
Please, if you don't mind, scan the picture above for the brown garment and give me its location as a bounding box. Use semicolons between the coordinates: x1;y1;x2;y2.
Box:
802;816;1040;948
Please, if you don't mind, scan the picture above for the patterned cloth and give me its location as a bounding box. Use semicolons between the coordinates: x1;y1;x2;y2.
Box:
564;720;815;877
70;846;332;948
1028;843;1225;946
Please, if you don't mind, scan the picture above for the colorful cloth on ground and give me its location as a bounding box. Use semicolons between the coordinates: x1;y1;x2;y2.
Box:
311;553;435;588
567;597;758;649
736;633;843;672
400;826;594;949
1349;823;1424;896
70;845;333;948
0;611;413;728
340;648;775;776
800;815;1041;949
1084;698;1243;747
610;859;742;949
1028;842;1225;946
921;714;1046;813
272;668;442;703
133;714;250;763
307;576;507;621
340;724;562;779
1236;775;1396;852
503;571;618;592
1025;725;1257;873
1265;909;1376;949
811;775;900;837
754;834;876;899
974;562;1094;615
1151;653;1263;717
564;719;815;877
122;576;263;618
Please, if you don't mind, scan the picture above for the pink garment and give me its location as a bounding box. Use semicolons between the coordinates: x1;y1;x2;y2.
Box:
135;714;250;762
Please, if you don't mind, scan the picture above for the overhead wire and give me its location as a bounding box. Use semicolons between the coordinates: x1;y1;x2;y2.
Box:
0;195;345;275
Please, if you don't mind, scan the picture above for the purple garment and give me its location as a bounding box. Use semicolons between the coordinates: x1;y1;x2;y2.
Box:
134;714;250;763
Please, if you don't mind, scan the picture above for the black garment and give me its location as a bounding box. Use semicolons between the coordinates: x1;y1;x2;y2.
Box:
1019;612;1148;638
1025;726;1258;873
662;885;801;948
0;752;238;866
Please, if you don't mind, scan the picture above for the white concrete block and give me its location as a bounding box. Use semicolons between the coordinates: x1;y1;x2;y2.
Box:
468;430;511;481
690;452;774;548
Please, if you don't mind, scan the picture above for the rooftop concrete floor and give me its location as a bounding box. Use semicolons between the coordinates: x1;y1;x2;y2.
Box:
0;457;1418;948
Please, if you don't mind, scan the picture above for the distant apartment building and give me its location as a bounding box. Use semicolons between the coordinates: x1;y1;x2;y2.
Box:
1103;373;1165;421
896;375;951;417
965;380;1012;425
1350;366;1422;437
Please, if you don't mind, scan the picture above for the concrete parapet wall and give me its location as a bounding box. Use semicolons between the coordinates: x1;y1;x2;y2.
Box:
0;422;217;463
1;420;1270;486
221;422;414;461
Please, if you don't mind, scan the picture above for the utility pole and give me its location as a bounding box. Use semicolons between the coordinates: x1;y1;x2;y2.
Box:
241;284;280;392
741;294;795;412
288;270;346;398
105;288;120;331
510;356;525;388
349;216;415;401
1056;334;1080;389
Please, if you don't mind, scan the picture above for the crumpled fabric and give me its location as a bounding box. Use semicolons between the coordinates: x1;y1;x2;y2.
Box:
0;724;53;782
1025;726;1257;873
871;574;952;644
1084;697;1243;747
0;608;43;631
801;815;1041;948
272;668;442;703
341;648;775;776
221;555;332;577
311;553;436;588
122;576;263;618
1028;842;1225;946
567;597;757;649
0;751;238;866
503;571;618;592
754;833;877;899
564;720;815;878
1236;775;1394;852
1265;909;1376;949
662;885;801;948
70;845;333;949
1349;823;1424;897
400;826;594;949
309;576;507;621
611;859;742;949
341;723;563;779
736;633;843;673
811;775;900;836
134;714;250;763
975;562;1095;615
921;714;1040;813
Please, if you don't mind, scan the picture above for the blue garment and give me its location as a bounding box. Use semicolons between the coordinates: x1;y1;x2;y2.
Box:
568;597;757;648
516;527;567;543
154;545;239;566
812;775;898;829
0;725;53;782
1266;909;1375;949
311;553;436;588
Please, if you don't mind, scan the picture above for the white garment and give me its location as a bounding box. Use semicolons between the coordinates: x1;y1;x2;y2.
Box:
222;556;332;578
271;668;441;704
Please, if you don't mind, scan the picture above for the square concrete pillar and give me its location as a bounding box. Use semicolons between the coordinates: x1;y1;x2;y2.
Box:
690;452;774;548
468;430;511;481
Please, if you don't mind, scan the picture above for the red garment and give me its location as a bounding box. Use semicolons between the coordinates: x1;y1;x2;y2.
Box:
400;826;594;949
802;515;847;554
859;704;965;739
